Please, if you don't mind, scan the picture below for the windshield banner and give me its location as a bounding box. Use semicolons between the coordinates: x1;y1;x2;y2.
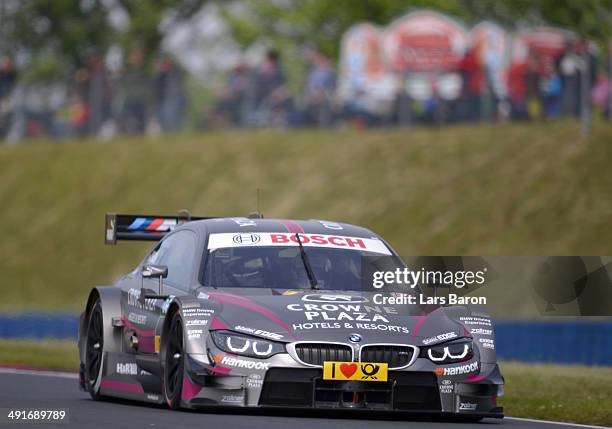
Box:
207;232;392;255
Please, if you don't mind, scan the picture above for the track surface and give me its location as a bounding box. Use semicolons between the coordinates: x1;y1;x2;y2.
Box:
0;371;606;429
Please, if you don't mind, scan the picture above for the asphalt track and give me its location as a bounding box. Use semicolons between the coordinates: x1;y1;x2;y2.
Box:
0;370;608;429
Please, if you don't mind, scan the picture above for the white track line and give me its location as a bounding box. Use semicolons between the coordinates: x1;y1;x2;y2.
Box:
0;367;78;379
506;417;611;429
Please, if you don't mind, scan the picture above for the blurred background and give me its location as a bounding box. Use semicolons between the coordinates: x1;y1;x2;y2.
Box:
1;0;612;141
1;1;612;423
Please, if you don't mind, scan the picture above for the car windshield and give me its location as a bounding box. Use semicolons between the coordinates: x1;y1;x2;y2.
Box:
202;245;405;291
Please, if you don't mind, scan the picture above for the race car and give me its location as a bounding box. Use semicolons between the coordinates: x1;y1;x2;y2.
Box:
78;212;504;420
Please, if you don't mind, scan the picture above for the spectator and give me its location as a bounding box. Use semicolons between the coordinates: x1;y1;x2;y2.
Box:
0;56;17;138
254;49;293;126
540;60;563;119
507;58;529;120
302;49;335;126
525;52;542;119
591;72;610;118
459;47;485;121
211;63;250;127
559;41;582;116
119;48;151;134
154;55;186;132
85;54;112;136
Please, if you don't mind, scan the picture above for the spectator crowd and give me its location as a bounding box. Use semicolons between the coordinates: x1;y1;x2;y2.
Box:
1;15;611;142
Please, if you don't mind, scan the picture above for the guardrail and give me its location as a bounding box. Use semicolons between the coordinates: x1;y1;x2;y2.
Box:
494;320;612;366
1;314;611;365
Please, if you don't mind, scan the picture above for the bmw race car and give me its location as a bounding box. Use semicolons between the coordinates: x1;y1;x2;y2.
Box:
78;212;504;420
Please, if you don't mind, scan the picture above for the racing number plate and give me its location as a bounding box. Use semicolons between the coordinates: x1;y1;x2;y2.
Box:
323;362;388;382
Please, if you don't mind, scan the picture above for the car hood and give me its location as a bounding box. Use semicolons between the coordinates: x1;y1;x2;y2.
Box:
197;289;468;345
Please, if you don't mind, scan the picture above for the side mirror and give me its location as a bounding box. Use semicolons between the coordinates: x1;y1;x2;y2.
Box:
142;264;168;279
142;264;168;299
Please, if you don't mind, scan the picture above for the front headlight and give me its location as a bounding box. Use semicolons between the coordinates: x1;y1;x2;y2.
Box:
424;339;473;364
211;330;285;359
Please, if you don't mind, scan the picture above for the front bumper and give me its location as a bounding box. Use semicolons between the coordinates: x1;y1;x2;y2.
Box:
183;355;504;417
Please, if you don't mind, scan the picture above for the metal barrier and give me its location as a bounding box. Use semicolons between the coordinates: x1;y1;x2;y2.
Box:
494;320;612;366
0;313;78;340
0;314;611;365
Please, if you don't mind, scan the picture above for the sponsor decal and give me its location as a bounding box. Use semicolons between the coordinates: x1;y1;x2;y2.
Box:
434;361;479;376
127;288;156;311
440;379;453;394
291;321;408;334
287;302;395;323
479;338;495;349
183;302;201;309
302;294;367;303
459;316;491;326
187;329;203;339
197;292;209;300
288;295;406;332
147;394;159;401
215;355;270;370
323;362;388;382
186;319;209;327
207;233;391;255
183;308;215;316
232;233;261;245
470;328;492;335
316;220;343;230
231;217;257;227
246;374;263;388
127;312;147;325
221;394;244;404
422;331;458;345
234;326;283;341
116;363;138;375
458;402;478;411
161;297;173;315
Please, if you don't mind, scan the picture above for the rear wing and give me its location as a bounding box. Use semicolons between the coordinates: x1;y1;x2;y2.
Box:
104;211;212;245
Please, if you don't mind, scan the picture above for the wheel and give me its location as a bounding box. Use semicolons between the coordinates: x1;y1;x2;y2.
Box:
163;312;184;409
85;299;105;400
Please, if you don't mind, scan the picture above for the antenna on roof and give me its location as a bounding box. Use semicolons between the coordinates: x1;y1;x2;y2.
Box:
248;189;264;219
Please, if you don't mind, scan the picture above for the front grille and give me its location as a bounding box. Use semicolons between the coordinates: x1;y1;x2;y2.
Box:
258;368;442;412
294;343;353;366
360;345;416;369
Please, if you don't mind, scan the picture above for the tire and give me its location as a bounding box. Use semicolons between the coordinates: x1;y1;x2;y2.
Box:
163;312;184;409
84;299;105;400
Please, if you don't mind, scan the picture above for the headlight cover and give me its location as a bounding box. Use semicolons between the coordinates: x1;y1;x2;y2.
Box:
424;339;473;364
211;330;285;359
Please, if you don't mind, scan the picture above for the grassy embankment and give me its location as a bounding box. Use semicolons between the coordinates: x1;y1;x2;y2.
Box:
2;121;612;315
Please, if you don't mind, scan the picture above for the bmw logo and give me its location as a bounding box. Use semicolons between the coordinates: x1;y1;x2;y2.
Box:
349;333;362;343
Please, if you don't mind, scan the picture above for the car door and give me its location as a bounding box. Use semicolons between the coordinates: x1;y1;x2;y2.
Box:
122;230;198;355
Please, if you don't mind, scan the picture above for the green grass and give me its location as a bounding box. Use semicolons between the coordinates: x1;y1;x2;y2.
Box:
2;121;612;313
0;340;78;371
0;340;610;426
500;361;612;426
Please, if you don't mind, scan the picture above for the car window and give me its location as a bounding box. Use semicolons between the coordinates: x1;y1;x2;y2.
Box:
203;246;403;291
154;230;197;291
